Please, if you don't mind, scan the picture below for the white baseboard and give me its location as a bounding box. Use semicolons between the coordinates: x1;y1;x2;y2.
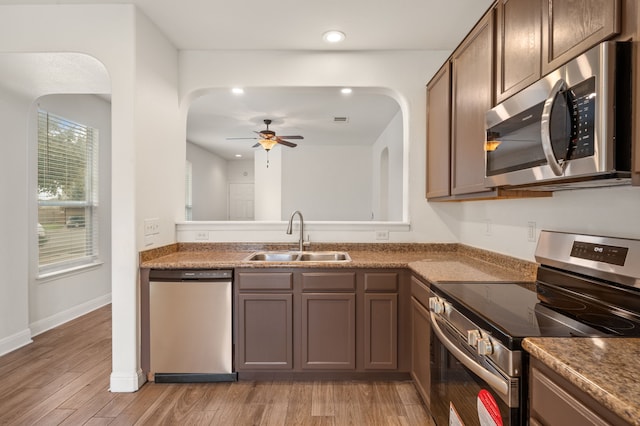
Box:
30;293;112;337
110;368;147;392
0;329;33;357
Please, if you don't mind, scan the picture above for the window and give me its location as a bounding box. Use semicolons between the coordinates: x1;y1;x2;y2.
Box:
37;110;99;274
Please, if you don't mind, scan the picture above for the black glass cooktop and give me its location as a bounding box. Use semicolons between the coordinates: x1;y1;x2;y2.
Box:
431;282;607;349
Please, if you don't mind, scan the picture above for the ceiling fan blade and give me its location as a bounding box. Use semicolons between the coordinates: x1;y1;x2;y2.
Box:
252;142;261;148
277;139;298;148
277;135;304;140
226;137;258;140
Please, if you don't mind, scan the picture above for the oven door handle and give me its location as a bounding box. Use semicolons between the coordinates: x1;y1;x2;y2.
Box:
541;78;567;176
430;312;510;399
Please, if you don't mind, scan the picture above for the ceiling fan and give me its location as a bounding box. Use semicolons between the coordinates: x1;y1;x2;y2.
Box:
227;119;304;151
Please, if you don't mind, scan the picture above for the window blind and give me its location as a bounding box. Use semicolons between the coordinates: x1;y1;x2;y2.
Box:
37;110;99;274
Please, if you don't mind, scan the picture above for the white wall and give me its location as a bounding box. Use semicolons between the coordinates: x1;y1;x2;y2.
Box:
0;88;32;354
0;6;141;389
186;141;228;220
435;185;640;261
28;94;112;335
0;5;183;392
372;110;403;221
228;159;255;184
282;145;372;221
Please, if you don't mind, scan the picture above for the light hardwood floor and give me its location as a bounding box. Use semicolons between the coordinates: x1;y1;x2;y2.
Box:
0;305;434;425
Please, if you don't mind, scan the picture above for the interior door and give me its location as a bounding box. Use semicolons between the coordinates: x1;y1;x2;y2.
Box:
228;183;254;220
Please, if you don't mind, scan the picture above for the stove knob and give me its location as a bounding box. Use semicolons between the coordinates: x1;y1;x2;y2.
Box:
428;297;445;314
477;337;494;356
467;330;481;347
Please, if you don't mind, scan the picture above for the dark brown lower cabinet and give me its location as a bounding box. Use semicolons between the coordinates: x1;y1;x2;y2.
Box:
529;357;628;426
301;293;356;369
363;272;399;371
235;268;408;375
410;276;431;407
237;293;293;370
364;293;398;370
236;271;294;370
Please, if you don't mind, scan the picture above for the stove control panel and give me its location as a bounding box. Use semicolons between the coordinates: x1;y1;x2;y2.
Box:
571;240;628;266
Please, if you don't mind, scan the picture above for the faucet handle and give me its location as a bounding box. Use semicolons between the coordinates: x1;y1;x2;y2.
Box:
303;234;311;250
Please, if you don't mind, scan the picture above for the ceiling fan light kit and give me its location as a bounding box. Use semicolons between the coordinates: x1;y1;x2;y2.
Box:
258;139;278;151
226;119;304;167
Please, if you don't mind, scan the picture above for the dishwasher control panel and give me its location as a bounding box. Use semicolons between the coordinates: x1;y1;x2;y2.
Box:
149;269;233;281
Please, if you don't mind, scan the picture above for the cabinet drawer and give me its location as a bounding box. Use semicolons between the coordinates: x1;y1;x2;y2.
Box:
302;272;356;291
237;272;293;290
364;272;398;292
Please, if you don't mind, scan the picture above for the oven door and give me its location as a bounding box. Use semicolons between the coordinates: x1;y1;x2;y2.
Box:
429;312;521;426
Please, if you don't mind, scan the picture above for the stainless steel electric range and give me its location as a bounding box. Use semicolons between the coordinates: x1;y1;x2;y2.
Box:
428;231;640;426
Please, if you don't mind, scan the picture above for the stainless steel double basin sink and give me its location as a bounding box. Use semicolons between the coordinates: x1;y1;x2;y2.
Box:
244;251;351;263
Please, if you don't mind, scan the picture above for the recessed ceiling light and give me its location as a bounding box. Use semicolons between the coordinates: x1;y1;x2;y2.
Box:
235;154;242;158
322;30;346;44
341;87;352;94
231;87;244;95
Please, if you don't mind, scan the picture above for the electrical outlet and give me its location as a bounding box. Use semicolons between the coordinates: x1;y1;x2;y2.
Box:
144;218;160;236
527;221;537;242
195;231;209;241
484;219;492;236
376;230;389;240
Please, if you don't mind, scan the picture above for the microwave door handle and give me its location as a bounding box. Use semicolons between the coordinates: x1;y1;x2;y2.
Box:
541;79;567;176
430;312;510;400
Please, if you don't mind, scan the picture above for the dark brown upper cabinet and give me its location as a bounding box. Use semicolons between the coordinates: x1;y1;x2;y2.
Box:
451;10;494;196
542;0;621;75
495;0;542;103
426;63;452;199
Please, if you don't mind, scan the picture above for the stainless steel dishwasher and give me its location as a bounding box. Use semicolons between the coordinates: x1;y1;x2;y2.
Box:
149;269;236;383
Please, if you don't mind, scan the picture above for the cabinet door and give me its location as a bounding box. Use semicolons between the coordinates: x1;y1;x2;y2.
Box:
496;0;541;102
451;11;494;195
301;293;356;369
542;0;620;74
411;295;431;407
364;293;398;370
426;63;452;199
237;293;293;370
530;361;615;426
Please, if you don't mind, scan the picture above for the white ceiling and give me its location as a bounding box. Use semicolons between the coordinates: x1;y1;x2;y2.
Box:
0;0;493;159
0;0;493;50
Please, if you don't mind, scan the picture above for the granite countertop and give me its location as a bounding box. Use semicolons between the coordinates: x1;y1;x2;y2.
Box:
523;337;640;425
139;242;538;283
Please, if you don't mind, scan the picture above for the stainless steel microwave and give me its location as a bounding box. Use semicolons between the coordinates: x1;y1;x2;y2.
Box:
485;41;632;190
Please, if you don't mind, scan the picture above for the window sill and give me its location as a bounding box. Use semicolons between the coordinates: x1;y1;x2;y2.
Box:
37;260;104;283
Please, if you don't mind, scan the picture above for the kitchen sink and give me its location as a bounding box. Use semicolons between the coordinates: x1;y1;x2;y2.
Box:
245;252;300;262
298;252;350;262
244;251;351;263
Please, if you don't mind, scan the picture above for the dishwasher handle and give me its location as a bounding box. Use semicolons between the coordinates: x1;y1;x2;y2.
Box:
149;269;233;281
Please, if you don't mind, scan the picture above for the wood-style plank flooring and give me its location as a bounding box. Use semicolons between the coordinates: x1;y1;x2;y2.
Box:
0;305;434;425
